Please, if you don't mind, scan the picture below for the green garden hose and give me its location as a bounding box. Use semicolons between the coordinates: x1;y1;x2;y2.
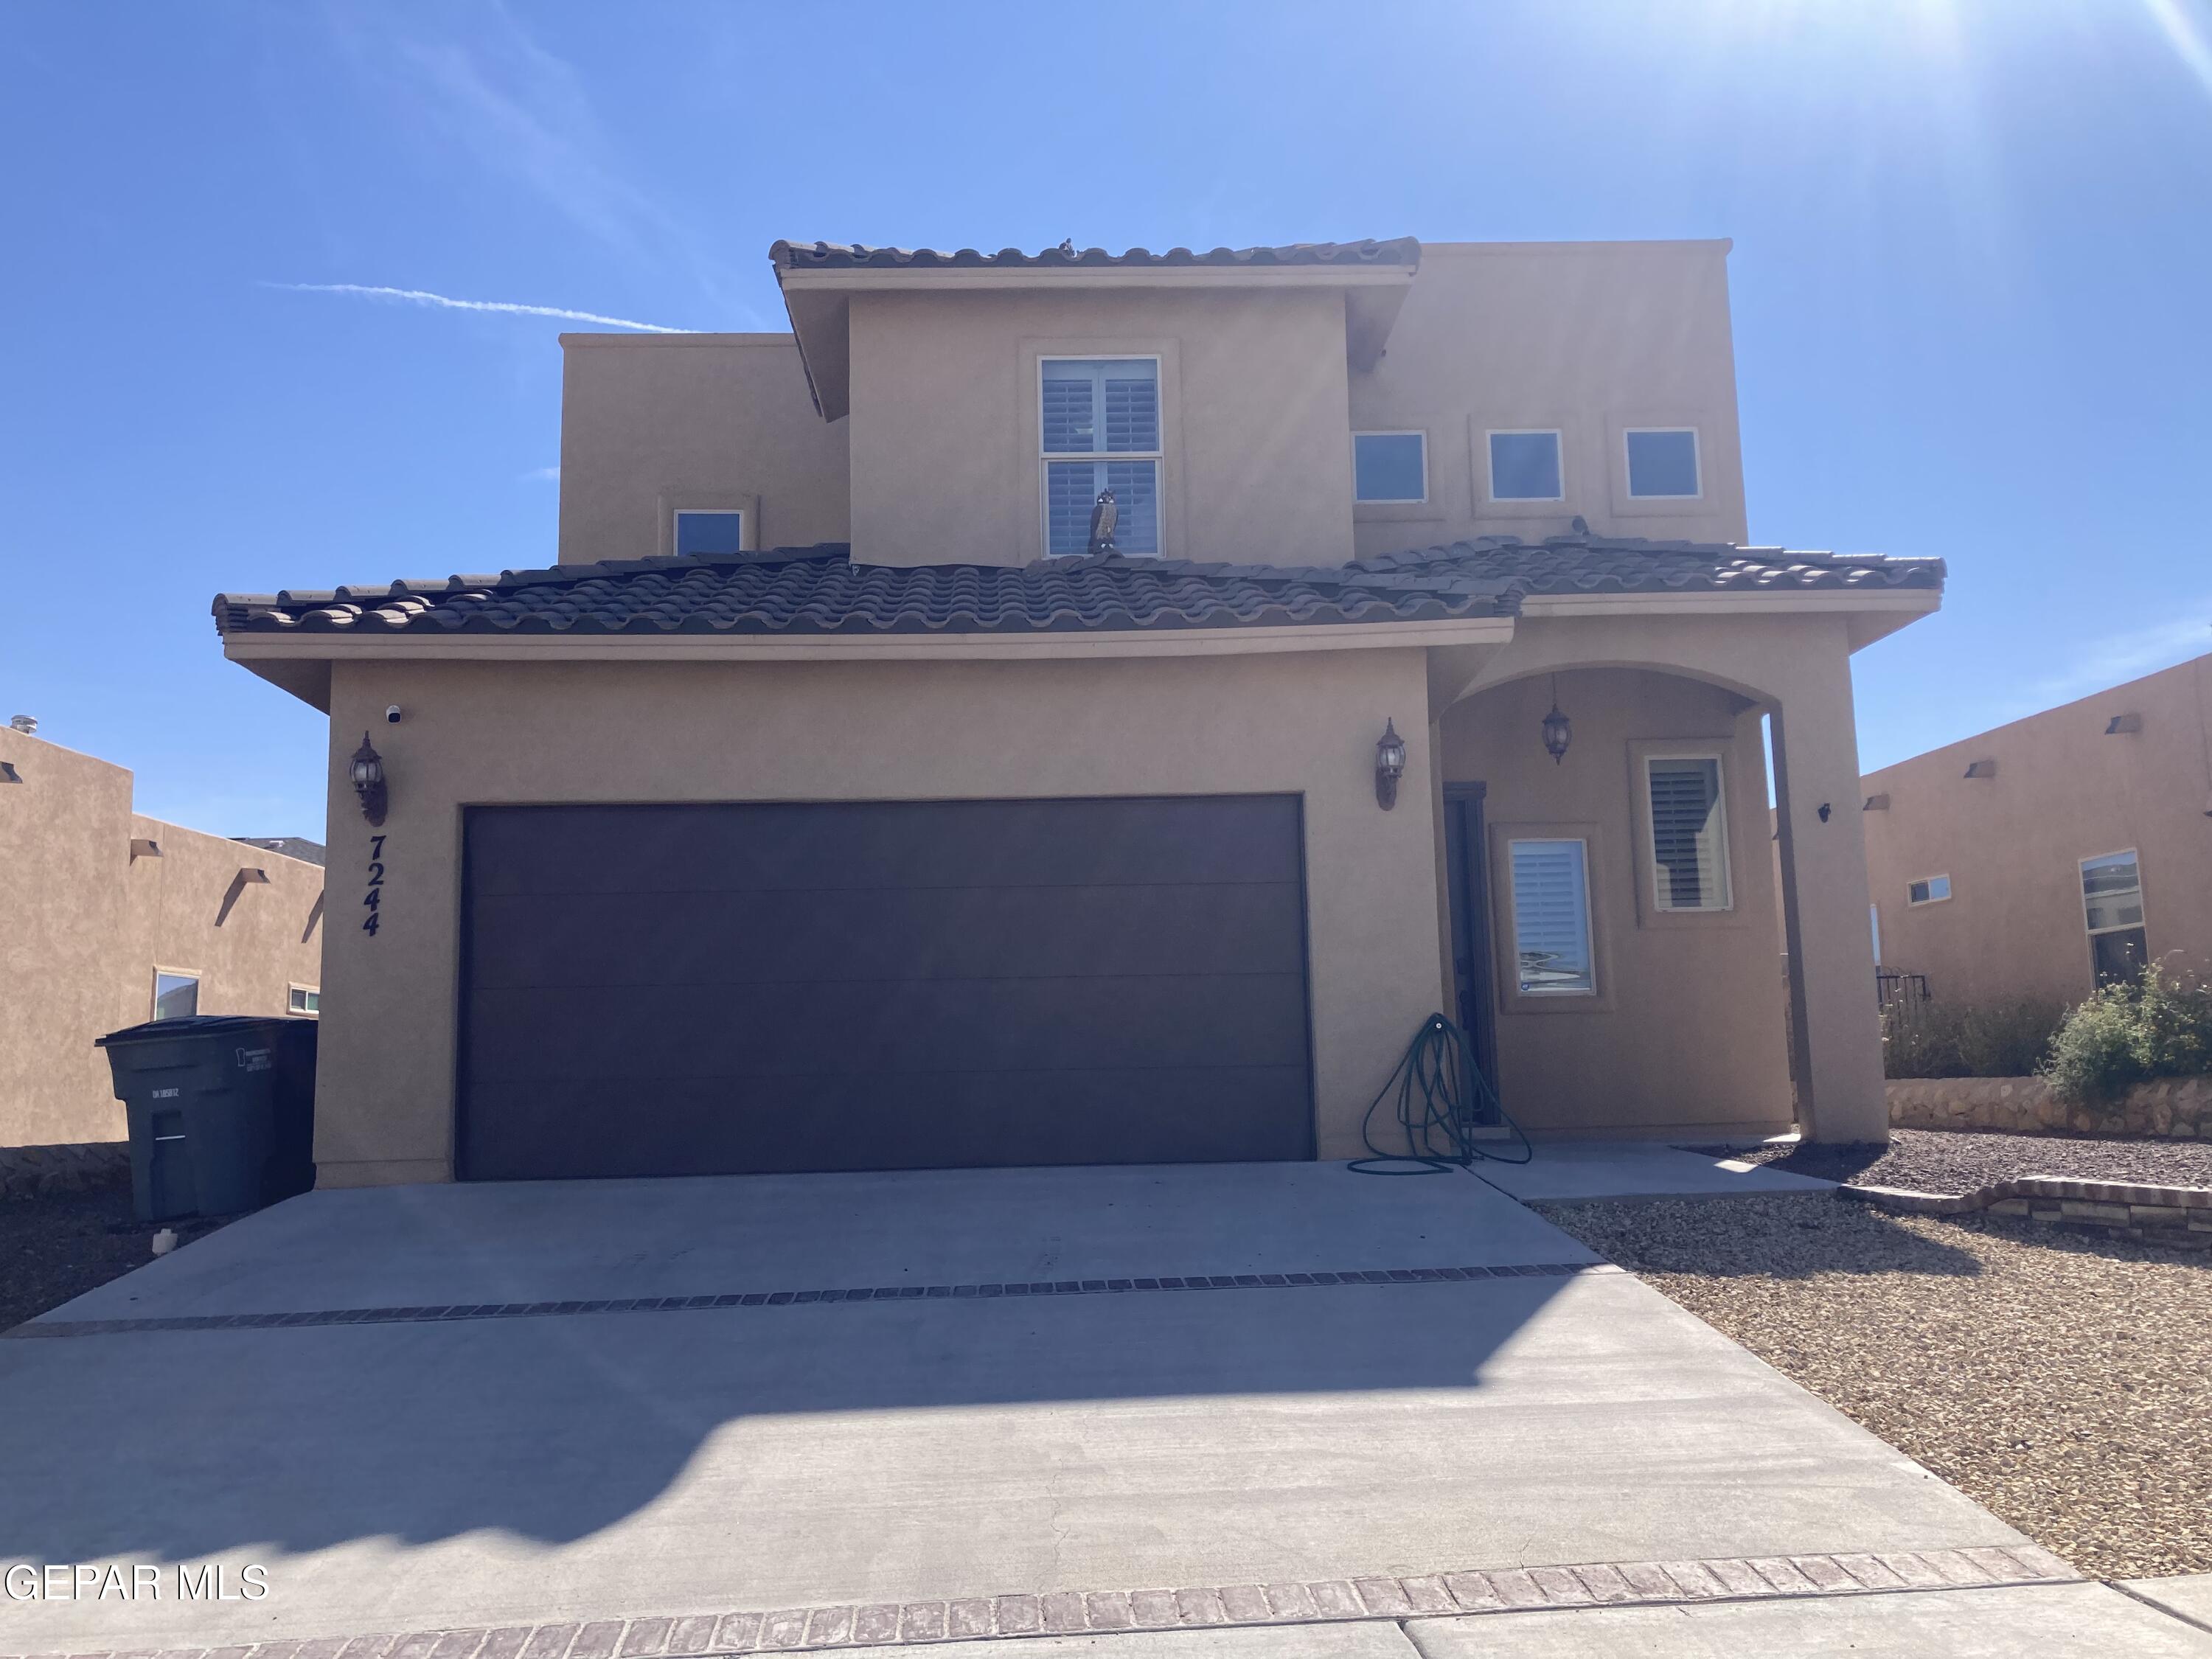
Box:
1350;1012;1533;1172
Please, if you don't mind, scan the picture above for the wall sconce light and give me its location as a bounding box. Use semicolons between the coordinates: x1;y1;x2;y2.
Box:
1541;674;1572;765
1374;718;1408;810
349;732;388;827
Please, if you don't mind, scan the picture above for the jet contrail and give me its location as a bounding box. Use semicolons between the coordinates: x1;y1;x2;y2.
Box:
263;282;683;333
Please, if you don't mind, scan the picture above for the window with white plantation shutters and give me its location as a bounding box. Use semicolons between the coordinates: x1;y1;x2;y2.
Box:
1041;358;1161;555
1646;757;1731;911
1508;838;1595;995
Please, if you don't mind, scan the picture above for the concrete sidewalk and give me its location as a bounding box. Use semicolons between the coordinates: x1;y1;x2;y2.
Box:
1469;1139;1834;1203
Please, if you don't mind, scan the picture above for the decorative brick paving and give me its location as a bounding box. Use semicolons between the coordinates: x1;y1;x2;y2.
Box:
4;1261;1616;1340
8;1544;2080;1658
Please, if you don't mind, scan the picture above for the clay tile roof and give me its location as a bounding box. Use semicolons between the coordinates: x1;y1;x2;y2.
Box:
211;543;1517;639
211;536;1941;642
770;237;1422;273
1355;534;1947;595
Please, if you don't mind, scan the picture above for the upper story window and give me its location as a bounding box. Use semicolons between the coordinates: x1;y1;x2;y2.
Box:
674;509;746;556
1042;358;1159;556
2081;849;2147;983
1624;428;1702;498
1644;755;1732;911
1353;432;1427;503
1487;431;1564;501
288;985;321;1016
1907;874;1952;905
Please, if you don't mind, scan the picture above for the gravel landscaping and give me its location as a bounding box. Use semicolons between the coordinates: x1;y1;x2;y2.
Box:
1537;1191;2212;1580
1716;1125;2212;1193
0;1181;232;1331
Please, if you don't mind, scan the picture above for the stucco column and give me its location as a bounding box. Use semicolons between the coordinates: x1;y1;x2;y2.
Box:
1770;655;1888;1145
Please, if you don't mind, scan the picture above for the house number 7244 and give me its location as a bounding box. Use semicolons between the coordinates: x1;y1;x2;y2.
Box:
364;834;386;936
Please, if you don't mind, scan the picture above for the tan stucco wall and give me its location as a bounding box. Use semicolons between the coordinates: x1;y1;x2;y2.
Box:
845;287;1355;568
1863;653;2212;1007
1351;243;1747;555
557;333;850;564
1439;667;1790;1135
554;241;1745;573
310;648;1449;1186
0;728;324;1146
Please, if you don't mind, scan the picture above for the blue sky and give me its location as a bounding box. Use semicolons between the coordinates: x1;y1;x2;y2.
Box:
3;0;2208;838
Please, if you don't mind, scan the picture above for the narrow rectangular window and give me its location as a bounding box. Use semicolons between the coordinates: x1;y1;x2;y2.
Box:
673;510;745;556
1907;875;1952;905
1042;358;1160;555
153;971;199;1021
2081;850;2147;982
1625;428;1701;498
1508;838;1594;995
1353;432;1427;502
1487;430;1563;501
1646;757;1731;911
288;985;321;1015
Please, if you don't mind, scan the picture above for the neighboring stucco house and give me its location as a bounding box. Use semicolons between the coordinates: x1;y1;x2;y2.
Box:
212;236;1942;1189
0;723;325;1147
1864;651;2212;1007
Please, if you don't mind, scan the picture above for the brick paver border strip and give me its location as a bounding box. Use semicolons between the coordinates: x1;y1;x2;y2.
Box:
4;1261;1618;1340
6;1544;2079;1658
1843;1177;2212;1248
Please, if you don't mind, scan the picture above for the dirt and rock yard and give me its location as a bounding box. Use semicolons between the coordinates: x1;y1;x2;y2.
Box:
1;1180;231;1331
1725;1124;2212;1192
1537;1189;2212;1580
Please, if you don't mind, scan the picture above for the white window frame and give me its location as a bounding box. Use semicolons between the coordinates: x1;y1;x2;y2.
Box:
1484;428;1565;503
2079;848;2146;939
1352;430;1429;504
670;507;747;557
1623;426;1703;500
1038;355;1164;557
1506;836;1597;998
1641;751;1733;914
1906;874;1952;906
288;984;321;1016
151;967;201;1021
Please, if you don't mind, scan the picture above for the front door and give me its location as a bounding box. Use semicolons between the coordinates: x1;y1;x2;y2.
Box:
1442;782;1500;1101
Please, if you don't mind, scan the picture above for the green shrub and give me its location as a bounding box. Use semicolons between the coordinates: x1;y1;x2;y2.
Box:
2041;964;2212;1105
1882;995;2064;1080
1955;997;2065;1078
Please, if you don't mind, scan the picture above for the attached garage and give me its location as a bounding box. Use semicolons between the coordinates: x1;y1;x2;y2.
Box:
457;796;1315;1180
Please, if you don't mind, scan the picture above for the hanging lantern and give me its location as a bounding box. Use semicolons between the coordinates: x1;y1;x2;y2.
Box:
1540;676;1571;765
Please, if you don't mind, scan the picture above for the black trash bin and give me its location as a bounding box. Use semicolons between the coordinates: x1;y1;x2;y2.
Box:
97;1015;318;1222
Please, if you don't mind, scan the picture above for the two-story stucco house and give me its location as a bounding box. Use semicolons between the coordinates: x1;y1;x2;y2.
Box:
212;236;1943;1189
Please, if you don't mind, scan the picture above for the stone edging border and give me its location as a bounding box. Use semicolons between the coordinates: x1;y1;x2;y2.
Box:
4;1544;2079;1659
4;1261;1615;1341
1841;1176;2212;1248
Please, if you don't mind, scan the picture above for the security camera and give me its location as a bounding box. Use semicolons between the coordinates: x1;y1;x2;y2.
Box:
384;705;403;724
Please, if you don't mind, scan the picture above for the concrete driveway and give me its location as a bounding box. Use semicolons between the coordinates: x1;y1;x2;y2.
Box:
0;1159;2168;1656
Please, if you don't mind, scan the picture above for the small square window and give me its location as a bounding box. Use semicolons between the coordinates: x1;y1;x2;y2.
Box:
1907;875;1952;905
153;971;199;1021
1625;428;1701;498
673;510;746;557
1353;433;1427;503
288;986;321;1015
1487;431;1562;501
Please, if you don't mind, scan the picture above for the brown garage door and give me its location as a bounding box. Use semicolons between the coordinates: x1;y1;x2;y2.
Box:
457;797;1314;1180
